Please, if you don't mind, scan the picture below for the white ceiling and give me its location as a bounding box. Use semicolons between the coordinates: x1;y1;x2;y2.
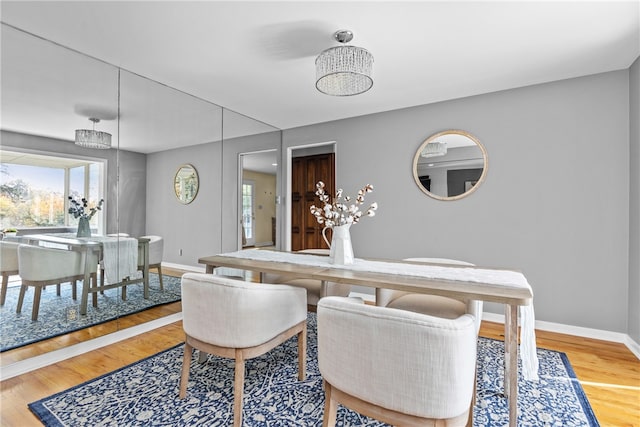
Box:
1;1;639;133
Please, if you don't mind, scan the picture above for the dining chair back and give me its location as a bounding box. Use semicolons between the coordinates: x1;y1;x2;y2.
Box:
179;273;307;427
318;296;477;426
138;235;164;290
17;244;98;321
0;241;20;305
263;248;351;307
376;257;483;334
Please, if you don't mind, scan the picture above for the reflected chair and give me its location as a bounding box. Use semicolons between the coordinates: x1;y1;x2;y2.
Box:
179;273;307;427
263;249;351;308
376;257;483;334
99;235;162;298
318;296;477;427
0;241;20;305
17;244;99;321
138;235;164;290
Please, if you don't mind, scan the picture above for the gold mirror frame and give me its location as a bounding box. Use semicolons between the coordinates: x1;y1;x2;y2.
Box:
174;164;199;204
413;130;488;201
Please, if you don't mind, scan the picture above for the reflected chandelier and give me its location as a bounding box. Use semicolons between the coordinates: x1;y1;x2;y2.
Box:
75;117;111;149
421;141;447;158
315;30;374;96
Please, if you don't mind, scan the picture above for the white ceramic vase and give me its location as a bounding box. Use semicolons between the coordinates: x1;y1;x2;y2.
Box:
323;224;354;265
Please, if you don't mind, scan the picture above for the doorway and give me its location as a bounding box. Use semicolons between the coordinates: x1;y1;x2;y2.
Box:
289;149;335;251
240;150;278;249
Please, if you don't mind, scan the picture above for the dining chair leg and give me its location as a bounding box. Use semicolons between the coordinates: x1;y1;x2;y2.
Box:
234;350;245;427
56;283;61;296
322;380;338;427
1;275;8;305
91;275;98;307
179;342;193;399
71;280;77;300
16;285;27;314
157;265;164;290
298;325;307;381
32;285;43;321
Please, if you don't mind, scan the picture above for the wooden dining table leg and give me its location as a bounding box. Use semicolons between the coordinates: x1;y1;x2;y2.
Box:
80;247;91;315
504;304;518;427
142;240;149;299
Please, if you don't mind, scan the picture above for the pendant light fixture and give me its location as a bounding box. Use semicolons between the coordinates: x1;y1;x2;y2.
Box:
315;30;374;96
421;141;448;158
75;117;111;149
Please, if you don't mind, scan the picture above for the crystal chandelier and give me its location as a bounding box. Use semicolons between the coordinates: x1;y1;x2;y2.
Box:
75;118;111;149
421;141;448;158
315;30;374;96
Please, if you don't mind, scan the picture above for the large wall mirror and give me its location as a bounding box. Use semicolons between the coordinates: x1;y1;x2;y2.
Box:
413;130;488;201
1;23;122;364
0;21;278;371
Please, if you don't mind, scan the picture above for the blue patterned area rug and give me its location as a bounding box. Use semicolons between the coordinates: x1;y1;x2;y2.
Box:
29;313;599;426
1;273;181;352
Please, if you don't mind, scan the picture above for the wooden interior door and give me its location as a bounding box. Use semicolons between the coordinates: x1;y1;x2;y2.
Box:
291;153;335;251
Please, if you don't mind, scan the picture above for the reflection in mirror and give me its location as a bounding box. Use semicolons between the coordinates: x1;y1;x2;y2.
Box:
0;24;120;364
241;151;278;248
174;164;199;204
0;24;278;372
413;130;488;201
222;109;281;252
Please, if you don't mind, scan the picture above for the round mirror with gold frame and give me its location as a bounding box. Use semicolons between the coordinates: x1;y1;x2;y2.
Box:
174;164;199;204
413;130;488;201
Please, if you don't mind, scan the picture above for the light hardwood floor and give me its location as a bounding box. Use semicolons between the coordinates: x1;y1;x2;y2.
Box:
1;268;638;426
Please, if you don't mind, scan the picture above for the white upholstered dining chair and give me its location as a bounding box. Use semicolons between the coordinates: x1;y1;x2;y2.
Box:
317;296;477;427
179;273;307;427
0;241;20;306
376;257;483;334
263;249;351;307
17;244;99;321
138;235;164;290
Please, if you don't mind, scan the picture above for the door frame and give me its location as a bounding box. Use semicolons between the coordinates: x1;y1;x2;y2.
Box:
238;149;278;250
285;141;336;251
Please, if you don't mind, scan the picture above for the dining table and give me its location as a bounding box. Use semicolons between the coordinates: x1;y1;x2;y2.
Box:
15;233;150;315
198;249;538;427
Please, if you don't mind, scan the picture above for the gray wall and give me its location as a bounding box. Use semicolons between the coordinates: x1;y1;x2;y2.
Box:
9;65;636;337
282;70;631;333
1;131;146;237
146;142;223;267
144;130;282;267
629;57;640;343
221;131;282;253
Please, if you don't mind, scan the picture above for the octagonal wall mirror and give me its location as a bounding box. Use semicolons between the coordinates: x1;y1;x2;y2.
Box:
413;130;488;201
174;164;199;204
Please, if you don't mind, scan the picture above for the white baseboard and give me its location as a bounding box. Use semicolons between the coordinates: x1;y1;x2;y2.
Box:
348;293;640;360
255;241;274;247
624;335;640;360
161;262;204;273
1;312;183;381
479;312;640;360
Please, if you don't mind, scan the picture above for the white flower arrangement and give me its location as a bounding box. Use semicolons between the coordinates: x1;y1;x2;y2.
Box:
310;181;378;228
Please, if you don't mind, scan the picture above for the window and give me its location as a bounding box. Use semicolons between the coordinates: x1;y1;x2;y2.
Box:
242;180;255;246
0;150;105;232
